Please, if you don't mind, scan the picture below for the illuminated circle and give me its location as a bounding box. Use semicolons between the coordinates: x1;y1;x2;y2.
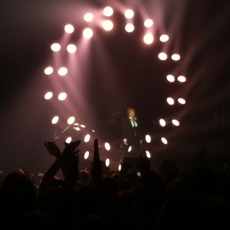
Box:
66;137;72;143
159;119;166;127
167;75;175;82
167;97;174;105
102;20;113;31
64;24;74;33
67;44;77;53
178;98;186;104
83;28;93;38
44;66;53;75
161;137;168;144
128;146;132;152
178;76;186;82
84;13;93;22
103;6;113;16
143;33;154;44
51;116;59;124
105;142;110;151
105;158;110;167
160;35;169;42
145;134;151;143
172;54;180;61
84;134;90;142
58;67;68;76
67;116;75;124
144;19;153;28
172;119;180;126
51;43;61;52
84;151;89;159
125;9;134;19
158;52;167;60
125;23;134;32
118;164;121;171
44;92;53;100
80;124;86;128
58;92;67;101
146;151;151;158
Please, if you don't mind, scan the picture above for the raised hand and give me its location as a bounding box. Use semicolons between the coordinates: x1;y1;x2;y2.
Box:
91;139;103;184
44;142;61;158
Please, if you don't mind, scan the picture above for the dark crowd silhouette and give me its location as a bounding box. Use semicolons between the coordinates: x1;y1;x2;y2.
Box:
0;140;230;229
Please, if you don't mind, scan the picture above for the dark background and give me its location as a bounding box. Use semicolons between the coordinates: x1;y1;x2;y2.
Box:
1;0;230;173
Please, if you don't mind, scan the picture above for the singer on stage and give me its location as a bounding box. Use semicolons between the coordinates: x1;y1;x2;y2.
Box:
122;108;142;159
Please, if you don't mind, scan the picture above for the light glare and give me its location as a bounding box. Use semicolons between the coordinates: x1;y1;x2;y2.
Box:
167;75;175;82
145;134;151;143
84;151;89;159
143;33;154;44
105;158;110;167
161;137;168;144
178;76;186;82
167;97;174;105
58;92;67;101
146;151;151;158
172;54;180;61
67;116;75;125
172;119;180;126
51;116;59;124
160;35;169;42
102;20;113;31
64;24;74;33
125;23;134;32
159;119;166;127
144;19;153;28
104;6;113;16
178;98;186;104
124;9;134;19
51;43;61;52
84;134;90;142
158;52;167;60
83;28;93;38
66;137;72;143
84;13;93;22
44;67;53;75
44;92;53;100
105;142;110;151
67;44;77;53
58;67;68;76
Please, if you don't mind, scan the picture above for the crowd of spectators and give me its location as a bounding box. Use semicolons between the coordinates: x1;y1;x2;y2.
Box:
0;140;229;229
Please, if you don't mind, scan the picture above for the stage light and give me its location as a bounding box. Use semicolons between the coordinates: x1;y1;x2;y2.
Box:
51;116;59;124
177;76;186;82
167;75;175;82
105;142;110;151
178;98;186;104
160;34;169;42
145;134;151;143
143;33;154;44
158;52;167;60
67;44;77;53
84;13;93;22
172;54;180;61
74;127;81;131
172;119;180;126
105;158;110;167
66;137;72;143
44;66;53;75
64;24;74;33
124;9;134;19
125;23;134;32
103;6;113;16
74;123;79;126
84;134;90;142
159;119;166;127
83;28;93;38
58;92;67;101
84;151;89;159
67;116;75;125
145;150;151;158
161;137;168;144
118;163;121;171
80;124;85;128
128;146;132;152
51;43;61;52
144;19;153;28
102;20;113;31
58;67;68;76
44;92;53;100
167;97;174;105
